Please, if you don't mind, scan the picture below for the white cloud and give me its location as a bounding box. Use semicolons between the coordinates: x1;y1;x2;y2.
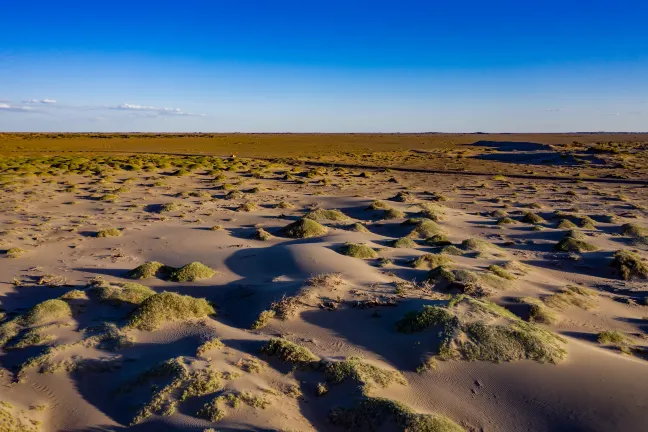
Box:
113;103;204;117
0;103;35;112
544;108;563;112
23;99;57;104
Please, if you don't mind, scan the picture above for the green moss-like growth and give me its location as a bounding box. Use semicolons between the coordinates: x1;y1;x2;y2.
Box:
237;202;258;212
260;338;320;366
407;219;444;239
392;237;417;248
159;201;184;213
340;243;378;259
329;397;464;432
411;253;452;269
128;292;215;330
366;200;390;211
168;262;216;282
557;219;578;229
496;217;517;226
325;357;406;390
611;250;648;280
96;227;122;238
126;261;171;279
578;215;597;229
621;223;648;245
395;306;454;333
441;245;464;256
598;330;629;346
461;238;498;252
424;234;451;246
22;299;72;326
251;228;273;241
281;218;328;238
93;282;156;305
488;265;515;280
304;208;349;221
382;207;406;220
553;230;599;252
522;212;546;225
347;222;370;233
5;247;26;258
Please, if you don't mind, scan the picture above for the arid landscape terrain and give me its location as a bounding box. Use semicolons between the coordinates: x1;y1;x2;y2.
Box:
1;133;647;432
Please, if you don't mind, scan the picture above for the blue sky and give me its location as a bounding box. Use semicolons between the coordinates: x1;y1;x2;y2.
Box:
1;0;647;132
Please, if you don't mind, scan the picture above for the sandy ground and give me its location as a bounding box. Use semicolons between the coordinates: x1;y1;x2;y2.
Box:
0;155;647;432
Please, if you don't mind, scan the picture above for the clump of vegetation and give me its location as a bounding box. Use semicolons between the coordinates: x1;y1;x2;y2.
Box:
398;298;567;364
391;191;415;202
126;261;170;279
518;297;557;324
411;253;452;269
4;247;26;258
22;299;72;326
395;306;454;333
96;227;122;238
281;218;328;238
488;265;515;280
578;215;597;229
209;225;224;231
304;208;349;221
522;212;546;225
441;245;464;256
198;391;270;422
251;309;275;329
340;243;378;259
325;357;406;391
557;219;578;229
251;227;273;241
224;190;245;200
274;201;294;209
497;217;517;226
92;282;156;305
543;285;597;310
461;238;498;252
621;223;648;245
307;272;344;288
237;202;258;212
392;237;417;248
424;234;451;246
348;222;370;233
329;396;464;432
261;338;320;366
168;262;216;282
611;250;648;280
382;207;406;219
159;201;184;213
196;337;224;359
553;230;599;252
407;219;444;239
366;200;390;211
128;292;215;330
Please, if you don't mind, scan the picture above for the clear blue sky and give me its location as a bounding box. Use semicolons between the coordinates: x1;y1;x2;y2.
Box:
1;0;647;132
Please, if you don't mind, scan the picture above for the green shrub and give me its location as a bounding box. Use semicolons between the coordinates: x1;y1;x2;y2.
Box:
281;218;328;238
488;265;515;280
424;234;451;246
553;230;599;252
392;237;417;248
407;219;443;239
611;250;648;280
260;338;320;366
395;306;454;333
461;238;498;252
441;245;464;256
128;292;215;330
340;243;378;259
557;219;577;229
22;299;72;326
93;282;156;305
325;357;406;390
347;222;370;233
411;253;451;269
329;396;464;432
304;208;349;221
168;262;216;282
382;207;406;219
126;261;171;279
497;217;517;226
251;228;273;241
159;201;183;213
598;330;628;346
96;227;122;238
522;212;545;225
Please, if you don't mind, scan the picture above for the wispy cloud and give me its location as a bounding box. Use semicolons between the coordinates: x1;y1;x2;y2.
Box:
0;103;36;112
23;99;57;104
112;103;205;117
544;108;564;112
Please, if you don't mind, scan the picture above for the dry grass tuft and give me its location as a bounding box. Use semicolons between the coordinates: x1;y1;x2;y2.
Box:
128;292;215;330
281;218;328;238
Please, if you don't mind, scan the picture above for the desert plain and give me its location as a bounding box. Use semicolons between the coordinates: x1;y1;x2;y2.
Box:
0;133;647;432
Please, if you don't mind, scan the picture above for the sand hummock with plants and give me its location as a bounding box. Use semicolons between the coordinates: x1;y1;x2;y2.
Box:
1;152;648;432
